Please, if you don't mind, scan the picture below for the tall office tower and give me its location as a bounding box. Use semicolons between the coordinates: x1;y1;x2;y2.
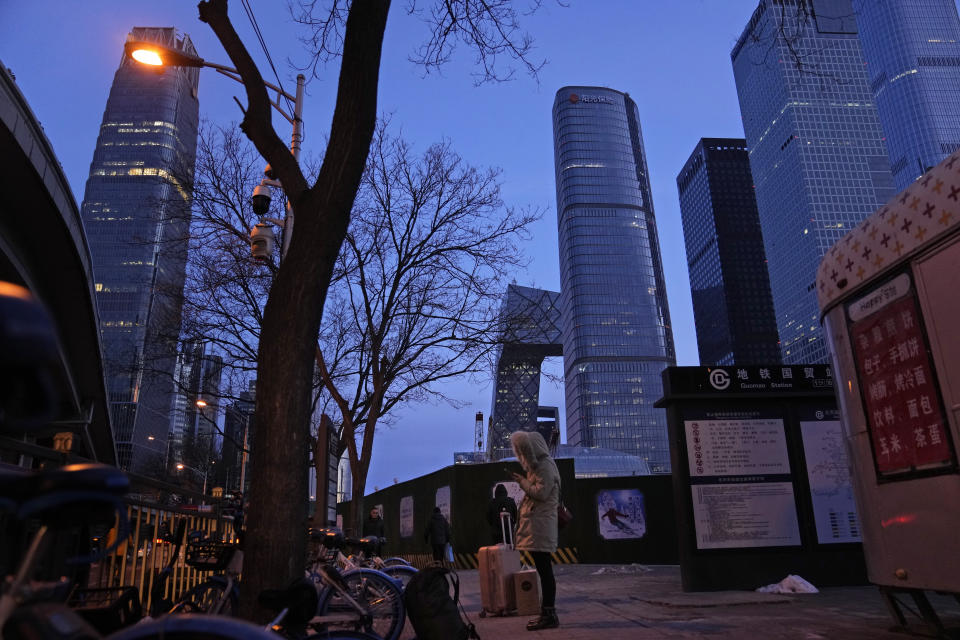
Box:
219;380;255;493
676;138;781;366
81;28;200;471
855;0;960;191
169;340;223;470
553;87;676;473
732;1;895;364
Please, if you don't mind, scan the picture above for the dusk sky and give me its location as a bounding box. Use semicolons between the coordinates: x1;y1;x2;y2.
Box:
4;0;778;491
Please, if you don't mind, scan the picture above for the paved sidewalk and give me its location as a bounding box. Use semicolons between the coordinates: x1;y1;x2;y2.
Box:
403;564;960;639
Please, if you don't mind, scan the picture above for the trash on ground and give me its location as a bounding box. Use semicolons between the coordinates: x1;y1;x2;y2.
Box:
756;574;819;594
591;564;652;575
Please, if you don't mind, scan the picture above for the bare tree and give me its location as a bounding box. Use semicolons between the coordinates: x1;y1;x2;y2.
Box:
743;0;858;82
315;122;539;533
194;0;547;616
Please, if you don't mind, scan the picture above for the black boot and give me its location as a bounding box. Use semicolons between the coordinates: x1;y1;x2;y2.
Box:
526;606;559;631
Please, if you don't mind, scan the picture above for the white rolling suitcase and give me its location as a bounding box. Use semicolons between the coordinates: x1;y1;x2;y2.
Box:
478;511;521;616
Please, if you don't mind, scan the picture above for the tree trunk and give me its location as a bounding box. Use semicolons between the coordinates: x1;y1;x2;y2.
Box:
348;463;369;536
198;0;390;619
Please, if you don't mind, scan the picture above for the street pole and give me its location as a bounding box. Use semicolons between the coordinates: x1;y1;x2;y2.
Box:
278;73;305;259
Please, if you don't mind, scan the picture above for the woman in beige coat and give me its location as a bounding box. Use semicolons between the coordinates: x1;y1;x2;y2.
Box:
510;430;560;631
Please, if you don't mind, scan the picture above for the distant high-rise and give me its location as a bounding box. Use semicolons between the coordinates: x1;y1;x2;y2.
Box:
80;28;200;471
732;0;895;364
169;340;223;470
553;86;676;473
219;380;255;493
855;0;960;191
676;138;781;366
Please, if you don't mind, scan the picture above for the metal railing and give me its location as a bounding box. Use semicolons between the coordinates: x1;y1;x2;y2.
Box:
84;500;237;613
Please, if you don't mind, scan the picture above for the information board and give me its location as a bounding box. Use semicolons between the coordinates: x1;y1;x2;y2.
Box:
399;496;414;537
800;418;861;544
684;418;801;549
848;272;954;476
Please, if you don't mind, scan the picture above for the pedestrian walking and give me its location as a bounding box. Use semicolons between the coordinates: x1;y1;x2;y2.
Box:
423;506;452;565
510;430;560;631
486;483;518;544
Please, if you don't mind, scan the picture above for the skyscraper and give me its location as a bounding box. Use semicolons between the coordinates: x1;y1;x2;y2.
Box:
553;86;676;473
169;340;223;470
676;138;781;366
81;28;200;471
855;0;960;191
732;0;895;364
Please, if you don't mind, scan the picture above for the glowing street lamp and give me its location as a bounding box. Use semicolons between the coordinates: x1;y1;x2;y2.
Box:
125;37;305;260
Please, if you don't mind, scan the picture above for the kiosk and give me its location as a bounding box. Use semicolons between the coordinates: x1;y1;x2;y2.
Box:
818;150;960;631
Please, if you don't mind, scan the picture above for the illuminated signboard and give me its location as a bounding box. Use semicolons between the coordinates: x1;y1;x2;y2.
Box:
847;272;956;477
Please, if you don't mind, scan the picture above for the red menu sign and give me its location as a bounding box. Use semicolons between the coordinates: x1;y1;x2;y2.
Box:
849;274;953;475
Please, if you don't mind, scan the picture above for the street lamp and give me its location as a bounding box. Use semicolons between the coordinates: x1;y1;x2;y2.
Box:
125;37;304;260
175;461;214;503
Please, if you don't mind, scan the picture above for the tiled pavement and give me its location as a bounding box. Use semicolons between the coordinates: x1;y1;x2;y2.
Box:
401;564;960;639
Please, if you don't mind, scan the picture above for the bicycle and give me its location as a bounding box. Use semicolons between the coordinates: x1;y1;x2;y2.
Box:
0;286;282;640
336;535;417;590
0;463;281;640
304;528;406;640
168;536;242;616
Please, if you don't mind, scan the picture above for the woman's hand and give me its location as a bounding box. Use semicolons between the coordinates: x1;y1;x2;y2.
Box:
511;472;524;483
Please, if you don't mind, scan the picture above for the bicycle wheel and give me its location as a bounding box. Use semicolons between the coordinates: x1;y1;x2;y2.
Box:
110;614;277;639
380;564;417;590
380;557;411;567
169;577;238;617
315;568;405;640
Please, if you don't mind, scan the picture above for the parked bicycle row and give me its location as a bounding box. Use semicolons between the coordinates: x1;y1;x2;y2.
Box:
0;462;420;640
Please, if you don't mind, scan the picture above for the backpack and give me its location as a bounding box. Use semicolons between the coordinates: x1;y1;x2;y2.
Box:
404;566;480;640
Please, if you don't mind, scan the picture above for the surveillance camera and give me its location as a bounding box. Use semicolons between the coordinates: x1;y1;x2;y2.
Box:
251;182;272;216
250;223;276;262
264;164;276;180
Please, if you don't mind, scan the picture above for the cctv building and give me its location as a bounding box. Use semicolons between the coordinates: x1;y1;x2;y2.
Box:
80;28;200;471
732;0;896;364
855;0;960;191
488;88;676;473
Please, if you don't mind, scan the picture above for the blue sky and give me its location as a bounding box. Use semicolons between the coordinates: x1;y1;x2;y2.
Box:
3;1;765;490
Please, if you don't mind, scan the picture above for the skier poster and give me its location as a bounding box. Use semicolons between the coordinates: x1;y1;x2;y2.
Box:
596;489;646;540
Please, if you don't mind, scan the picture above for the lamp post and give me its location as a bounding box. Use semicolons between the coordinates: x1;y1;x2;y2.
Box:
176;461;213;504
125;38;304;259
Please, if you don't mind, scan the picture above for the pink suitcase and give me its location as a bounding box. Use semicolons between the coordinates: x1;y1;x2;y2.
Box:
478;512;522;616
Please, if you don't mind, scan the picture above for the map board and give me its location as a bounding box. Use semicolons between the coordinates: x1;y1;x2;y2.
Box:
800;418;861;544
685;418;801;549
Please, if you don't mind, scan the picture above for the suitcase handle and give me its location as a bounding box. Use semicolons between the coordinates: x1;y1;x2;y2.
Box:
499;510;514;548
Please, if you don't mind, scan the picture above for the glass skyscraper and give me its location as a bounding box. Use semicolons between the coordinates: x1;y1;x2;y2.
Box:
732;0;895;364
855;0;960;191
81;28;200;471
676;138;781;366
553;86;676;473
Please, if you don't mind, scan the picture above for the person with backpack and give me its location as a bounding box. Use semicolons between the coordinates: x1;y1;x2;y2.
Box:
510;430;561;631
486;483;518;544
424;506;452;565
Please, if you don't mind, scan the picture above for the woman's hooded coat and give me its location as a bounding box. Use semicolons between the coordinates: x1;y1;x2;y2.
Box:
510;430;560;552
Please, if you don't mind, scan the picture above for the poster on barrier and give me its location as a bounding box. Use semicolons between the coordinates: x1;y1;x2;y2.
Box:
399;496;414;537
596;489;646;540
